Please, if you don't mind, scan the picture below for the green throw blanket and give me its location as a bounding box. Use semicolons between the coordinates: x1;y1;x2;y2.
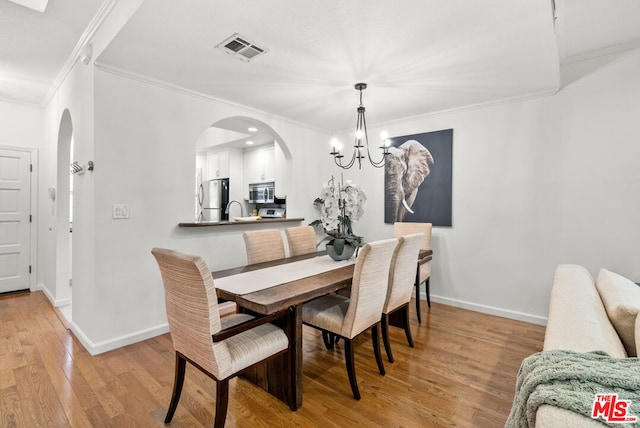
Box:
506;350;640;428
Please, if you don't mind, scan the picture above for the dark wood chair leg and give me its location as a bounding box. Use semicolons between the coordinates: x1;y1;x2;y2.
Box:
381;314;394;363
402;305;414;348
426;277;431;308
415;281;422;324
322;331;335;350
164;353;187;423
214;380;229;428
371;324;385;376
344;338;361;400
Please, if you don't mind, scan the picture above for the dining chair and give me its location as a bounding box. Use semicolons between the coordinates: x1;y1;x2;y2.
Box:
284;225;317;257
393;222;433;323
302;238;399;400
151;248;292;428
242;229;286;264
381;233;424;363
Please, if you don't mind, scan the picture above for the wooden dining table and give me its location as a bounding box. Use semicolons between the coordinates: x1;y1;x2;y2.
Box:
212;251;355;410
211;247;433;410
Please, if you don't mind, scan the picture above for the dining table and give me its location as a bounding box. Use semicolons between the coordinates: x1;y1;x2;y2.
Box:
211;247;433;410
212;251;356;410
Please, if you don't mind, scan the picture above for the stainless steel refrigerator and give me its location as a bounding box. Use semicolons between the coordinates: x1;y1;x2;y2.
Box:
198;178;229;222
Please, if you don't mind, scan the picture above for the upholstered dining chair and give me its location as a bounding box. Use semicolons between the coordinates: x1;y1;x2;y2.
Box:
302;238;399;400
284;225;317;257
242;229;286;264
381;233;424;363
151;248;292;428
393;222;433;323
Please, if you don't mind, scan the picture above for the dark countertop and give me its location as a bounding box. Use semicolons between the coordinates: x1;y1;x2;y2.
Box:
178;217;305;227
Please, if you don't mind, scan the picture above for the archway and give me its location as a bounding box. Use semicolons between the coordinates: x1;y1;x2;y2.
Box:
55;109;74;318
195;116;293;220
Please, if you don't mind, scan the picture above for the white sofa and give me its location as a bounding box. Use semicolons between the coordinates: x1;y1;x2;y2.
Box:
535;264;640;427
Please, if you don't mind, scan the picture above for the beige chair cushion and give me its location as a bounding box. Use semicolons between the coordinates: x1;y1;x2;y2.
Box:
243;229;285;264
285;226;317;257
302;293;349;334
595;268;640;357
418;263;431;284
543;265;627;358
220;314;289;379
384;234;423;313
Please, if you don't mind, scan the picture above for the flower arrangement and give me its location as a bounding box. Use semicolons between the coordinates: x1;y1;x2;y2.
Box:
310;175;367;257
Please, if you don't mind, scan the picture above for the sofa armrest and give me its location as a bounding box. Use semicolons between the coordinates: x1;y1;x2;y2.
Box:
212;310;287;342
543;264;627;357
636;314;640;357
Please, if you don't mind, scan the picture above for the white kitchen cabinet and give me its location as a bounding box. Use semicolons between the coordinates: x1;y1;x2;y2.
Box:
206;150;229;179
243;145;275;188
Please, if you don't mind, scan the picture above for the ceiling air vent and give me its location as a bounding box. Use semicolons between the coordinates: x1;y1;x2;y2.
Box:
216;33;267;62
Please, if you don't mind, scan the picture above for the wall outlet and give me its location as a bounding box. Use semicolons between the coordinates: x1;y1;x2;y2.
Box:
112;204;130;219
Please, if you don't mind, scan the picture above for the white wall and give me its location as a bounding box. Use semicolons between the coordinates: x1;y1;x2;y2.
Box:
41;60;96;321
328;48;640;324
88;69;329;352
37;0;145;352
0;100;44;146
0;99;43;292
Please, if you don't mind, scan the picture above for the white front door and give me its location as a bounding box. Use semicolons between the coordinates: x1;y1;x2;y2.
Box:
0;149;31;293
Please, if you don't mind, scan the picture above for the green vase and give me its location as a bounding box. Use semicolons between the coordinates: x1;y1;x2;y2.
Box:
326;244;356;261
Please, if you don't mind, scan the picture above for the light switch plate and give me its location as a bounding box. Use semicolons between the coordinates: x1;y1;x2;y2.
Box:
112;204;130;219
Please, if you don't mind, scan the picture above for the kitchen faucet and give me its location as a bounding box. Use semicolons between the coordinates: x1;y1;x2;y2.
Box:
225;200;244;218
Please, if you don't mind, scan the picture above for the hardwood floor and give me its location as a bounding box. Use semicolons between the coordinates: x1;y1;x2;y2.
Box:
0;291;545;427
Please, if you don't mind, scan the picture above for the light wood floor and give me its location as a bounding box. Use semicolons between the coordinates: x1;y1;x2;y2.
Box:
0;291;545;427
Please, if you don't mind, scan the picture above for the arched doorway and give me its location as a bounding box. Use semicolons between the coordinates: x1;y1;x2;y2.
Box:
55;109;74;320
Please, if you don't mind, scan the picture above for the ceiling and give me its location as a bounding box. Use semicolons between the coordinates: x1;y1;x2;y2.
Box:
3;0;640;134
0;0;102;105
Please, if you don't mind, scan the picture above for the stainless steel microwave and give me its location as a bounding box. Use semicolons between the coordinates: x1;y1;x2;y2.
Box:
248;181;275;203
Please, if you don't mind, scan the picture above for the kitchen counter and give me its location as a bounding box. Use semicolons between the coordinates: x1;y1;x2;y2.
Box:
178;217;305;227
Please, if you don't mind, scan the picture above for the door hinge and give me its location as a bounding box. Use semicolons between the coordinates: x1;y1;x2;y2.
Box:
30;164;33;172
30;215;32;223
29;265;32;274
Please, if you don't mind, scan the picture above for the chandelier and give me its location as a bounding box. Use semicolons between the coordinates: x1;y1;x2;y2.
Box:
330;83;390;169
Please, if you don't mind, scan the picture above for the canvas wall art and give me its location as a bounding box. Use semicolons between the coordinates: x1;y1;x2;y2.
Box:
384;129;453;226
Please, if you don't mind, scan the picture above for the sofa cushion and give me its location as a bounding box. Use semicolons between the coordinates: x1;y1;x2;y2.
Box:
536;402;613;428
595;268;640;357
637;315;640;357
544;265;627;358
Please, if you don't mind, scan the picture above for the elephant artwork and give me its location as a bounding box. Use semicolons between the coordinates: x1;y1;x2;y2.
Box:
384;140;435;223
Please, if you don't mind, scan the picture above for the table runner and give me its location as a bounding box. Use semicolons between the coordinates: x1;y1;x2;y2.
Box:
214;255;356;295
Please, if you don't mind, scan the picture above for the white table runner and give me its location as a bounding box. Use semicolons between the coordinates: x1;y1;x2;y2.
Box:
214;255;356;295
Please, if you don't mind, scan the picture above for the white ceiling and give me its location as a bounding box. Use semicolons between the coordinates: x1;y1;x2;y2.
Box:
3;0;640;133
0;0;102;104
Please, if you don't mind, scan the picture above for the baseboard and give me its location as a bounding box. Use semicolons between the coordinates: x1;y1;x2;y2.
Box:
37;283;71;307
69;322;170;356
425;293;548;326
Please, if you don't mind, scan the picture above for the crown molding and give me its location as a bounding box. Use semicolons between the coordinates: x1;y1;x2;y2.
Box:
94;61;328;135
563;39;640;65
0;94;42;108
41;0;120;108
